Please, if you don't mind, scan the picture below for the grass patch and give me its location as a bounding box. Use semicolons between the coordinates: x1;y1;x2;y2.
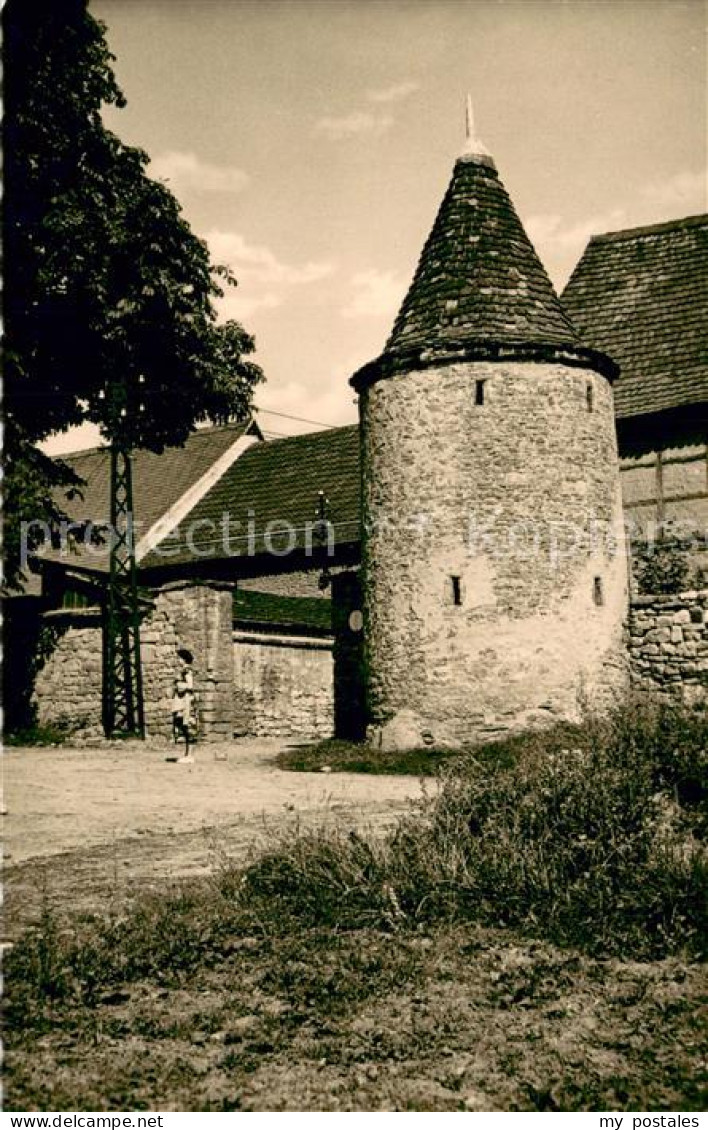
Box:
276;726;566;775
278;738;462;775
6;919;706;1111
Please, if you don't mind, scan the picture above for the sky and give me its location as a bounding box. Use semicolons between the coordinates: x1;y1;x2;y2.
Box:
47;0;706;454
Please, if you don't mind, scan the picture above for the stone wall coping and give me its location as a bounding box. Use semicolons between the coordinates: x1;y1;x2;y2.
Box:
41;607;102;624
630;588;708;609
154;579;235;595
233;629;333;651
632;537;708;551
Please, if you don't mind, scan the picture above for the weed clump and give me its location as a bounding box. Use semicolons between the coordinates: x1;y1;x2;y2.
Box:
249;702;708;958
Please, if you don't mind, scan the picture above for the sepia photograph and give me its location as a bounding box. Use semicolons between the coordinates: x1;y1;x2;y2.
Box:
3;0;707;1116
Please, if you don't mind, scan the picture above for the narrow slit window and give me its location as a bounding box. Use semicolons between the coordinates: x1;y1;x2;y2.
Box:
475;379;486;406
593;576;604;607
450;575;462;606
586;382;594;413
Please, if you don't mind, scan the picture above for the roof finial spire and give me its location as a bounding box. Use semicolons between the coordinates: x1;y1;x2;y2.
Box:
460;94;493;165
465;94;476;145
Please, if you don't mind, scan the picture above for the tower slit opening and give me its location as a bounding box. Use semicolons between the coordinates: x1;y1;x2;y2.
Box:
586;382;594;412
593;576;604;606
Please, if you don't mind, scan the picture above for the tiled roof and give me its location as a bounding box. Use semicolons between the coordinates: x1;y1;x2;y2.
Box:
352;153;617;390
562;215;708;419
387;155;579;353
144;425;360;569
47;421;251;571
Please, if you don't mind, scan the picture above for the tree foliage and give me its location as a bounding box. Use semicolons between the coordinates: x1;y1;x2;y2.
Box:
3;0;263;587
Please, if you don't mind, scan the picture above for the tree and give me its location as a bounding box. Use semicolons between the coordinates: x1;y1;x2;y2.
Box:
3;0;263;589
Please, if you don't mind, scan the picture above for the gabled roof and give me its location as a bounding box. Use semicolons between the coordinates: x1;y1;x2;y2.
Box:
143;424;360;569
45;420;256;572
58;421;252;530
562;214;708;419
352;151;617;389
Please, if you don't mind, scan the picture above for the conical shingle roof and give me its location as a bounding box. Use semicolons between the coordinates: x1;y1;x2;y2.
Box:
388;154;579;352
352;148;617;390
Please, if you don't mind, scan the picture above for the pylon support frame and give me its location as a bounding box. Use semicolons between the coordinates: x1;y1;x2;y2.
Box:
103;446;145;738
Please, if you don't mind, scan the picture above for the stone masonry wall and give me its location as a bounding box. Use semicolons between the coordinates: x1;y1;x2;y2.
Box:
628;589;708;704
33;611;104;738
233;631;334;739
143;582;235;741
361;360;629;749
34;582;235;742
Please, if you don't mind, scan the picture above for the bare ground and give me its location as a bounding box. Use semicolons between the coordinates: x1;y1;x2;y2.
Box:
3;739;425;936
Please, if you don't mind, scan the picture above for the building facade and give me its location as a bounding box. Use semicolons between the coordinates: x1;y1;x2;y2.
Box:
13;144;707;744
352;133;628;749
563;215;708;584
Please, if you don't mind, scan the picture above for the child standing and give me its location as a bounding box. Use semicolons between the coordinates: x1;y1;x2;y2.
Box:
172;648;198;762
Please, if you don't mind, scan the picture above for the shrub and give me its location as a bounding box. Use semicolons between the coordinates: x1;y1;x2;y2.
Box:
4;718;83;746
248;701;708;958
634;542;691;595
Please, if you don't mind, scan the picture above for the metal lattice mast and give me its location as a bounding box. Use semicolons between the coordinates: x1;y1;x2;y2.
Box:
102;383;145;738
315;490;333;590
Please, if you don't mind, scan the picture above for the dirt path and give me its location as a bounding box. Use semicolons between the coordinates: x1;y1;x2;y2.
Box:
3;739;426;937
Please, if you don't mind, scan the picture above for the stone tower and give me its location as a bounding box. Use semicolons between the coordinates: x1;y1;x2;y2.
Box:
351;109;628;750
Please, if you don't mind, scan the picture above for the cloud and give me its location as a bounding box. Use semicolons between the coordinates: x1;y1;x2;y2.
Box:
205;229;334;323
366;81;419;104
216;289;281;322
341;269;407;319
315;82;418;140
205;230;334;286
523;214;563;246
525;209;628;255
525;174;706;266
149;150;249;194
315;111;394;140
640;170;706;211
